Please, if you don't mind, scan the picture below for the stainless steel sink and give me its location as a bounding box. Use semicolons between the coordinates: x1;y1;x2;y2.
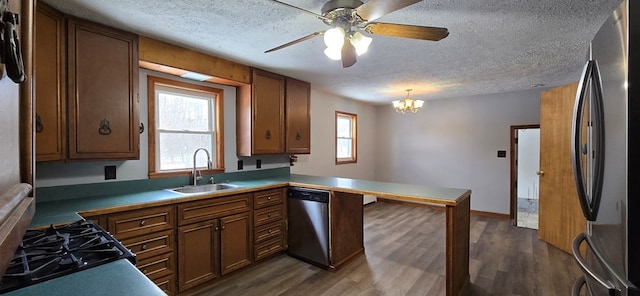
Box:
168;183;242;194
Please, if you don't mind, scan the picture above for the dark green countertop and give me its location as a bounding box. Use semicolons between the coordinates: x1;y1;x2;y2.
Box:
4;259;166;296
32;174;470;228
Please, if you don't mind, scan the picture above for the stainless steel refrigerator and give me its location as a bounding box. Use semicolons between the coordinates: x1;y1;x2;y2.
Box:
571;0;639;295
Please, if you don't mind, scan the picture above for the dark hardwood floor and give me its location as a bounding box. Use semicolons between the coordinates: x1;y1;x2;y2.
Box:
194;202;583;296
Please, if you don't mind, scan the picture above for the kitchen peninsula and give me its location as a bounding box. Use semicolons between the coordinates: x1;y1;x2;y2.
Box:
29;173;471;296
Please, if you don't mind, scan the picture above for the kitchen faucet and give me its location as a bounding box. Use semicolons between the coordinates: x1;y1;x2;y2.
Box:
192;148;212;186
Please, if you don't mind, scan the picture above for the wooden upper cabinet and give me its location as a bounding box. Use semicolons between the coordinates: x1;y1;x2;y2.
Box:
285;78;311;154
35;3;66;162
237;69;285;156
237;69;312;156
67;17;139;160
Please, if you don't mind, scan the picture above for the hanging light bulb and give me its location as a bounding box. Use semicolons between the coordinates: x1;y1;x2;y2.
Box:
350;32;372;56
324;47;342;60
324;27;345;49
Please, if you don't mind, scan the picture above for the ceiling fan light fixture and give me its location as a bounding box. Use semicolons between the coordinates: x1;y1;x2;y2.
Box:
350;32;372;56
324;27;345;48
324;47;342;60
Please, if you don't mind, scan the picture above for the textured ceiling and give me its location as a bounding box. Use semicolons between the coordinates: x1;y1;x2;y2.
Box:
41;0;621;104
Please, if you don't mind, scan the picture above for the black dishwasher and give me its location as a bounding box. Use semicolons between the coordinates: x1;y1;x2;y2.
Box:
287;187;330;267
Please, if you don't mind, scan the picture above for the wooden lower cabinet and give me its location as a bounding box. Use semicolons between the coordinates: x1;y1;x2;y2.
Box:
253;188;287;262
220;212;252;275
102;206;177;295
89;188;290;294
330;191;364;268
154;274;176;296
177;194;253;293
178;220;219;292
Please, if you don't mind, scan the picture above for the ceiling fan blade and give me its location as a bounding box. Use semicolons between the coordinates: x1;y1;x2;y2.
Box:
341;38;357;68
265;31;325;53
364;22;449;41
268;0;330;21
356;0;421;22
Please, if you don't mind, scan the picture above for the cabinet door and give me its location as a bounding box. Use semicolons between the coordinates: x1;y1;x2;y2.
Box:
285;78;311;154
252;69;285;154
220;212;252;275
67;18;139;160
35;3;66;162
178;220;219;292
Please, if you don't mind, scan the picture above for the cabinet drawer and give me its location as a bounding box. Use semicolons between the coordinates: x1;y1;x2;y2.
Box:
254;188;283;209
120;230;174;261
254;237;285;261
153;274;175;296
178;194;251;226
254;221;284;244
108;206;175;240
254;204;284;227
138;252;175;281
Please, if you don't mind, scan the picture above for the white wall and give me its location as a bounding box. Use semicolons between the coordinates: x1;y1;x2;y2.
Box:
0;63;21;192
291;89;377;180
517;128;540;200
35;69;288;187
375;88;542;214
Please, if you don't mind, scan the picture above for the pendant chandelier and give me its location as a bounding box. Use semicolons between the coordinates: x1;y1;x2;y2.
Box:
392;89;424;113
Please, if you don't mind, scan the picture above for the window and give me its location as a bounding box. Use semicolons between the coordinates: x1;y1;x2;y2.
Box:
147;76;224;178
336;111;357;164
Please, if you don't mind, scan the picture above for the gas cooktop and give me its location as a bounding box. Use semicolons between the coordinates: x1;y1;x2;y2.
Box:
0;220;135;293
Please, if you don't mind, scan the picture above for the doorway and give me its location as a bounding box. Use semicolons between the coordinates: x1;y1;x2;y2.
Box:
510;125;540;229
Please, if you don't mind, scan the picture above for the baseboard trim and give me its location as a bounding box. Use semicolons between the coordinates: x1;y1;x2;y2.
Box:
470;210;510;219
377;198;510;219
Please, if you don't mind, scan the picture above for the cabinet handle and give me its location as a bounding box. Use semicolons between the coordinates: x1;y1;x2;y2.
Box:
35;113;44;133
268;229;272;234
139;122;144;134
98;118;112;135
221;224;226;230
142;269;147;274
295;132;301;140
215;226;219;231
265;129;271;139
141;244;147;250
267;196;272;201
139;220;146;226
267;213;272;218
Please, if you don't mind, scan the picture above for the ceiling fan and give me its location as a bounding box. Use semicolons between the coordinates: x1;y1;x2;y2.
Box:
264;0;449;68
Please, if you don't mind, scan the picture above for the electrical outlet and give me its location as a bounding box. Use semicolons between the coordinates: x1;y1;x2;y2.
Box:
237;159;243;170
256;159;262;169
105;165;117;180
497;150;507;158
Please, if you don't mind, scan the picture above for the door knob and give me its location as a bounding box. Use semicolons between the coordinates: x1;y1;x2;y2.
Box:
536;170;545;176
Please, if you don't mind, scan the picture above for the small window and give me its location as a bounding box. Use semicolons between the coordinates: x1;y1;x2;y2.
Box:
147;76;224;178
336;111;357;164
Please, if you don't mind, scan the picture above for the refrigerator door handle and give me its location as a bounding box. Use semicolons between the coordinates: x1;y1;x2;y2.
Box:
571;60;606;221
572;275;587;296
572;233;619;296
